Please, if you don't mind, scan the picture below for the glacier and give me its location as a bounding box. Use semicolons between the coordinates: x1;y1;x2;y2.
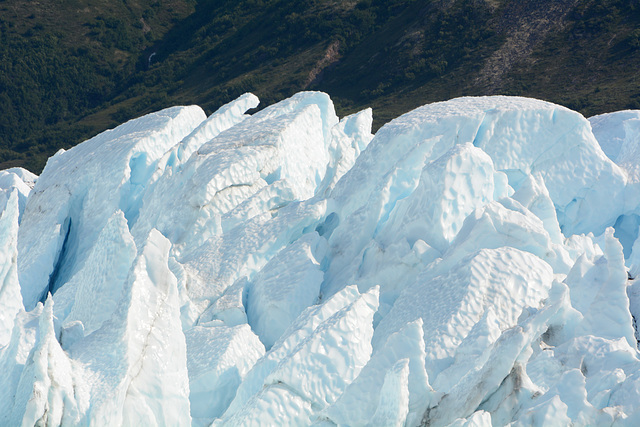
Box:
2;92;640;426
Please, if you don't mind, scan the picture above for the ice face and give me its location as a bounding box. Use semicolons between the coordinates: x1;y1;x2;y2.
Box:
0;192;23;347
588;110;640;269
3;92;640;426
245;231;328;349
17;105;206;310
349;96;627;237
0;168;36;220
65;229;190;426
185;323;264;424
57;210;136;335
324;319;432;427
589;110;640;178
376;143;496;254
373;246;554;379
131;92;339;259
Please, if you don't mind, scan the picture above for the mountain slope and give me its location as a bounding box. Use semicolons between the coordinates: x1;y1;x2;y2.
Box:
2;0;640;172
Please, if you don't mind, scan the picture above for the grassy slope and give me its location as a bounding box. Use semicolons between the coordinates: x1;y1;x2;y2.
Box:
2;0;640;173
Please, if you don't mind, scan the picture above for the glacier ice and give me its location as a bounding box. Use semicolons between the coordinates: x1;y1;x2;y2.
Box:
17;105;206;311
323;319;431;427
0;191;22;347
8;296;88;426
590;110;640;183
246;231;328;349
2;91;640;426
0;167;36;220
186;323;264;425
58;210;137;335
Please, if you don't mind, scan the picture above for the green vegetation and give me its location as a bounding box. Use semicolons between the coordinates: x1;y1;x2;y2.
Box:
0;0;195;171
2;0;640;173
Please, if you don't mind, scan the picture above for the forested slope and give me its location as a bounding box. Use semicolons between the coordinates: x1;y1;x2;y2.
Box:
1;0;640;172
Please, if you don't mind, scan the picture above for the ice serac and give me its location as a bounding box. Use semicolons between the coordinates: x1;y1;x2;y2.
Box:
9;296;87;426
246;231;328;349
169;93;260;169
336;96;624;238
322;96;620;303
320;108;373;194
178;198;329;325
376;143;497;253
589;110;640;181
220;286;378;424
565;227;636;347
446;199;572;274
422;283;566;427
0;167;36;219
224;284;362;417
322;141;503;306
132;92;337;257
186;324;264;425
519;331;640;426
70;229;190;426
589;110;640;261
324;319;432;427
373;247;554;380
0;191;23;347
59;210;137;335
366;358;411;427
511;172;564;245
0;305;41;424
263;286;378;408
17;106;206;310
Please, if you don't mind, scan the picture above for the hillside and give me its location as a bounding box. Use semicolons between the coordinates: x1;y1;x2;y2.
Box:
2;0;640;172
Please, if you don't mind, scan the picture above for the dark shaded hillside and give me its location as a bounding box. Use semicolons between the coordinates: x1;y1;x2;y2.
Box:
2;0;640;172
0;0;195;171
